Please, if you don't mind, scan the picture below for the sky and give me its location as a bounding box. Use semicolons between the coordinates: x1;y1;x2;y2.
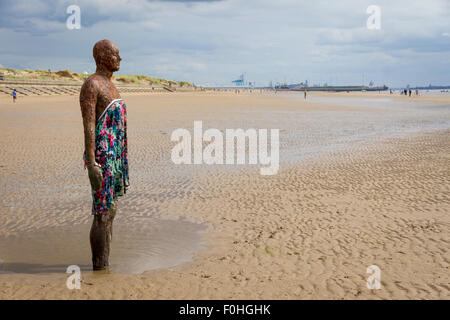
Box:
0;0;449;87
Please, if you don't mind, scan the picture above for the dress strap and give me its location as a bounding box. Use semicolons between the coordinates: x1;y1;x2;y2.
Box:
97;99;123;123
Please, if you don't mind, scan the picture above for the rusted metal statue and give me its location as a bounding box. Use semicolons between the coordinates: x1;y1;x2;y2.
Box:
80;39;129;270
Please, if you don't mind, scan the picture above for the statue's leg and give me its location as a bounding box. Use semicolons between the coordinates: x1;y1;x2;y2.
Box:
103;201;117;267
90;211;108;270
90;202;117;270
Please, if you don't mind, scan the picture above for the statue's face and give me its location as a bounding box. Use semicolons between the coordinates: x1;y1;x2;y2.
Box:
107;45;121;72
93;40;122;72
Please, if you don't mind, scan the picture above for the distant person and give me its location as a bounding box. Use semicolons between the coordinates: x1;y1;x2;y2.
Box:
408;89;412;97
415;89;419;96
304;89;307;100
12;89;17;102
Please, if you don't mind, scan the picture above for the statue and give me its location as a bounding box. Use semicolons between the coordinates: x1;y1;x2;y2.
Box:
80;39;129;270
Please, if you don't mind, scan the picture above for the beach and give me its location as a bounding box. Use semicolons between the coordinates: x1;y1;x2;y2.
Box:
0;91;449;299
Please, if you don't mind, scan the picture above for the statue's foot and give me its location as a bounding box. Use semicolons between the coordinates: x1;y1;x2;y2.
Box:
92;266;110;275
92;256;106;270
93;265;106;271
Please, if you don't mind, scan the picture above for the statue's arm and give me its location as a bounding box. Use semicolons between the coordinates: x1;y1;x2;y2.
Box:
80;79;98;165
80;79;102;191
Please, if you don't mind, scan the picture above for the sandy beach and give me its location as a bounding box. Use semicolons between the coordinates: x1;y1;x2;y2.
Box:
0;91;449;299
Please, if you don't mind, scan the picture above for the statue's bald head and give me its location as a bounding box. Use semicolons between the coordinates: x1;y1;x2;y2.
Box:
93;39;121;72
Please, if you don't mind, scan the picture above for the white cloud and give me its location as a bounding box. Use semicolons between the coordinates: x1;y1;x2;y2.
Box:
0;0;449;87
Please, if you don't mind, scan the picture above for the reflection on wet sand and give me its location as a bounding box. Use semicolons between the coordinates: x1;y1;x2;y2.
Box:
0;217;205;275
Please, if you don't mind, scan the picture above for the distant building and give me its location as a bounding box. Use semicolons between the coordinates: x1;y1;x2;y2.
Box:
232;74;245;86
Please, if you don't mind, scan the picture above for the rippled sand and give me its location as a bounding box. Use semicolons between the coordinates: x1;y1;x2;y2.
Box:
0;91;449;299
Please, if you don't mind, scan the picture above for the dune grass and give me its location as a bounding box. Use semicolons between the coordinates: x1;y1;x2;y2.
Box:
0;68;193;87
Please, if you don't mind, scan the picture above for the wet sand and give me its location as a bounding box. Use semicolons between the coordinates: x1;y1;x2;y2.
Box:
0;218;205;275
0;91;449;299
313;90;450;104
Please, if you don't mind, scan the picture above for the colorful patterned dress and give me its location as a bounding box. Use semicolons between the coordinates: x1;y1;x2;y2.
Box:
84;99;129;215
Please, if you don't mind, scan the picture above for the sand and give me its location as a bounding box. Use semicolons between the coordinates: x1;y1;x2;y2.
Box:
0;91;449;299
313;90;450;104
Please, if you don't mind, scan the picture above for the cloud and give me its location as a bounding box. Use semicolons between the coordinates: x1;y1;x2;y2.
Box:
0;0;449;87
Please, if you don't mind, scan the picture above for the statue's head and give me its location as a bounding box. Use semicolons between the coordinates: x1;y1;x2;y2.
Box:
93;39;121;72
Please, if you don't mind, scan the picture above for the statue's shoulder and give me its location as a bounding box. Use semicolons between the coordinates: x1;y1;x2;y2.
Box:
83;74;102;86
81;74;102;92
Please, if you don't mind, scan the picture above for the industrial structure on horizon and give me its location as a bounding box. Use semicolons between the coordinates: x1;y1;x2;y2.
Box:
232;73;245;86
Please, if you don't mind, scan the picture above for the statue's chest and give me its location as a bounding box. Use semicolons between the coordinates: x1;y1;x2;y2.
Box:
96;85;120;119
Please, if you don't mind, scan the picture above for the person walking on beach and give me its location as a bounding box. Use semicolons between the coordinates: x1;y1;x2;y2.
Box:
12;89;17;102
304;89;307;100
80;39;129;270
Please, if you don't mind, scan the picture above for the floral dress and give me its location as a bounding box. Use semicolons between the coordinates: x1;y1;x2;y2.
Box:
84;99;129;215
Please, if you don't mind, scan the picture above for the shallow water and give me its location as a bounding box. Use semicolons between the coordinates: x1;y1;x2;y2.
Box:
0;217;206;275
275;93;450;164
